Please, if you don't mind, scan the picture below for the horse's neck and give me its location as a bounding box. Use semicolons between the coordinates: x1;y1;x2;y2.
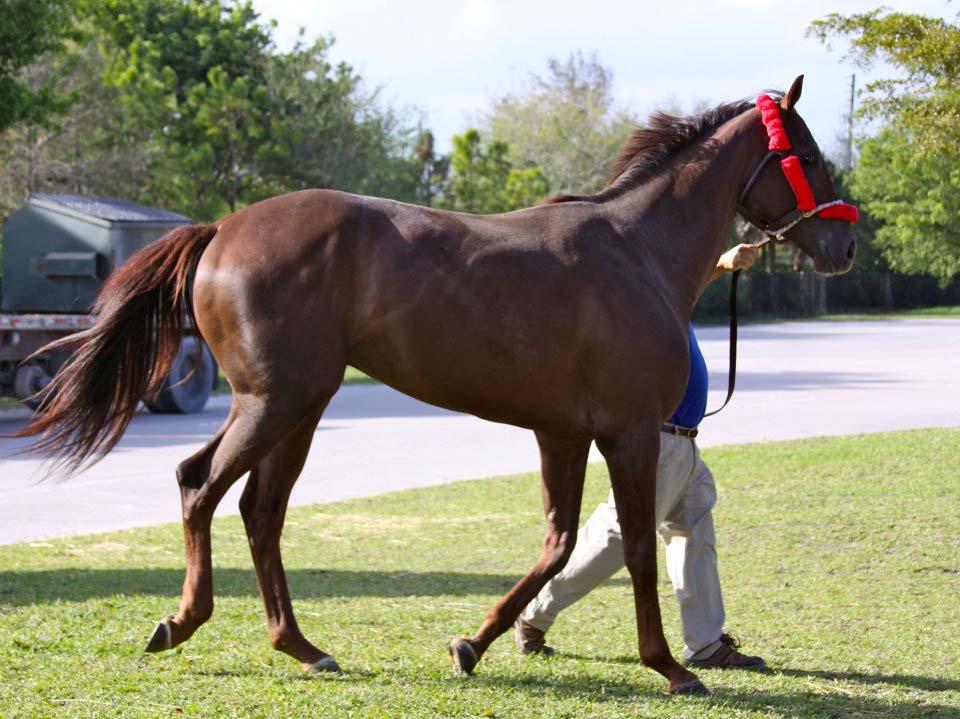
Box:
614;111;765;316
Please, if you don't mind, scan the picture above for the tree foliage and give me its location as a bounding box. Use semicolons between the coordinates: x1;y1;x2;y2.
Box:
810;10;960;283
85;0;276;216
853;128;959;282
485;52;637;196
0;41;150;216
261;33;424;204
440;129;547;214
0;0;77;132
0;0;429;220
411;130;449;208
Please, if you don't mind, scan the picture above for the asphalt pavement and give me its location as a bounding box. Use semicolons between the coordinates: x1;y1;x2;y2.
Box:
1;318;957;545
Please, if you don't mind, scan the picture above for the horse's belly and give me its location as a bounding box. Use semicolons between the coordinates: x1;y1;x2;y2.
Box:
350;340;592;435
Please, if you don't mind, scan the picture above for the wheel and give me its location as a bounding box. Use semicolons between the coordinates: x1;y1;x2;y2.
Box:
14;363;52;410
145;337;214;414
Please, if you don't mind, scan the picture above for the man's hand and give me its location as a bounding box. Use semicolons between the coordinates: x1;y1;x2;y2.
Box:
710;243;760;282
717;243;760;272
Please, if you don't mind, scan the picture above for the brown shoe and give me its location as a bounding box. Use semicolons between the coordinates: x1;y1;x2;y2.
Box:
686;633;766;670
513;617;556;656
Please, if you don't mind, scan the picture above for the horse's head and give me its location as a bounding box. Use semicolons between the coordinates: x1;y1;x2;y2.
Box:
737;76;858;274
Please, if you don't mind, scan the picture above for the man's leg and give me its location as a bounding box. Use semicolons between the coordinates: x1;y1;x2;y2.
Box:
518;435;690;647
660;443;764;668
659;478;723;659
519;489;623;635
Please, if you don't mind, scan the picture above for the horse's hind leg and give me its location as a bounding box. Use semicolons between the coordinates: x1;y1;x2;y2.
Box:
597;425;705;695
449;432;590;674
146;394;311;653
238;404;339;673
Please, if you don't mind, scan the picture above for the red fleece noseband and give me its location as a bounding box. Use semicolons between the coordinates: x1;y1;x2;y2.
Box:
778;155;816;212
750;94;858;231
817;203;859;223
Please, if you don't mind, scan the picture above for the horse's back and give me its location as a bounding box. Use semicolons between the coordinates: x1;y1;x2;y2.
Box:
193;188;688;434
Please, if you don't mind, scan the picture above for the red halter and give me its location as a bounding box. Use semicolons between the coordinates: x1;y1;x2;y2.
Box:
738;94;858;240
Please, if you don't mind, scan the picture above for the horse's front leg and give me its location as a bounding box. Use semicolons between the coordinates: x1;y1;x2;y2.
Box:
449;431;590;674
596;424;708;696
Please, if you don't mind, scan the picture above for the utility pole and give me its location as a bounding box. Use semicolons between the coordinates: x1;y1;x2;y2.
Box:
845;74;856;171
819;73;857;317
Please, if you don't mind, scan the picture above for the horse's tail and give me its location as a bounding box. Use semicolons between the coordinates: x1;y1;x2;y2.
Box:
17;223;219;473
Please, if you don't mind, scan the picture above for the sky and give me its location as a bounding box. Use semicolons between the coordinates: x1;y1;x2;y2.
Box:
250;0;955;158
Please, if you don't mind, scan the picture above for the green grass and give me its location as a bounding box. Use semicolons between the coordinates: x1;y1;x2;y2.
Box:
816;305;960;321
694;305;960;325
342;365;376;384
1;428;958;718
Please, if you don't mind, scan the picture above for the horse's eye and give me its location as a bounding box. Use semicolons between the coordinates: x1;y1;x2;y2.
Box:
802;153;818;165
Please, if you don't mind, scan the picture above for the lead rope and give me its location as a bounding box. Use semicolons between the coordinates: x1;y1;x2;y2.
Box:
703;236;772;418
702;269;740;418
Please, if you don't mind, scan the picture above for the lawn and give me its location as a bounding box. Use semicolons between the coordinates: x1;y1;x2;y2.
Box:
816;305;960;321
1;428;958;718
691;305;960;326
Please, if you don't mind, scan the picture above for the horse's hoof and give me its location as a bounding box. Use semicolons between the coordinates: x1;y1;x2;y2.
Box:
448;638;478;675
145;616;174;653
305;656;342;674
667;677;711;696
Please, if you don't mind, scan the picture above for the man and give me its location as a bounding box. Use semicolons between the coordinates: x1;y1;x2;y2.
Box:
515;243;765;670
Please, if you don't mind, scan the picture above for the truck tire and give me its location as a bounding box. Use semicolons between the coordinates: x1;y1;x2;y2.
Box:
145;337;214;414
14;363;52;410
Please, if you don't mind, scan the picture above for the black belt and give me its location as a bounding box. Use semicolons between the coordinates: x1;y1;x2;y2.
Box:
661;422;698;439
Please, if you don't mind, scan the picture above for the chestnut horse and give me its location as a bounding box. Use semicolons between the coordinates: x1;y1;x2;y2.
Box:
23;76;855;695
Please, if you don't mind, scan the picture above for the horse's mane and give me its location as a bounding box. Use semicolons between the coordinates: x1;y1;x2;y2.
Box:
543;92;782;205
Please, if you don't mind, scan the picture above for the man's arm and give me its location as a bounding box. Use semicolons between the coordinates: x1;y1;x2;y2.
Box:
709;243;760;283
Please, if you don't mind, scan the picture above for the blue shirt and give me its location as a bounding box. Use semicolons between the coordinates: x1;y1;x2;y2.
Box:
668;324;708;429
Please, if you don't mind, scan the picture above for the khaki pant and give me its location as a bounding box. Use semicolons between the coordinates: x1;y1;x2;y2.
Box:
520;432;724;661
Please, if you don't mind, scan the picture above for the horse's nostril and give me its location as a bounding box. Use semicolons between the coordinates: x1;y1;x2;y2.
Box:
846;239;856;261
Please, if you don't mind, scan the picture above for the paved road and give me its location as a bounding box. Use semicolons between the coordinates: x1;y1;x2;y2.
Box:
1;319;957;545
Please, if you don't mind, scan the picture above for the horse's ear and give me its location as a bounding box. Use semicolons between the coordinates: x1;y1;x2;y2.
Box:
781;75;804;111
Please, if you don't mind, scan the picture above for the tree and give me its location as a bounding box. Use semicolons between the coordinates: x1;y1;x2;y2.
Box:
0;0;76;133
439;129;547;214
809;10;960;284
261;33;425;204
828;161;883;273
485;52;638;196
175;66;273;214
84;0;274;217
504;166;548;210
412;130;449;207
0;41;151;217
0;1;438;222
809;11;960;152
442;129;511;214
853;127;959;282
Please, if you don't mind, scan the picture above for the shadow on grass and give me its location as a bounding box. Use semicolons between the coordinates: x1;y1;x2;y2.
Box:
715;688;959;719
771;666;960;693
482;667;960;718
0;568;634;607
559;653;960;693
0;567;598;606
